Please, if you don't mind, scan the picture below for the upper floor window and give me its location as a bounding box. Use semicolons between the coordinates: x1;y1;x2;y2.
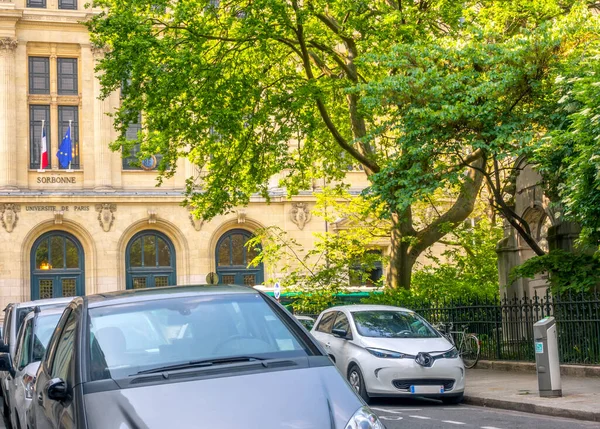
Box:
57;58;78;95
29;105;51;170
58;106;80;169
29;57;50;94
59;0;77;9
27;0;46;8
122;114;161;171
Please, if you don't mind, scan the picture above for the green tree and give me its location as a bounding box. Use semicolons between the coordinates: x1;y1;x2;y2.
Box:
533;43;600;251
87;0;597;288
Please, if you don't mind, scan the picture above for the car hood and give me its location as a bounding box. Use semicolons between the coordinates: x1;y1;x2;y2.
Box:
84;365;362;429
359;336;454;355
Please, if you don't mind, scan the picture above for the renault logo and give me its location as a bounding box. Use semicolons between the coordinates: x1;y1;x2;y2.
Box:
415;352;433;367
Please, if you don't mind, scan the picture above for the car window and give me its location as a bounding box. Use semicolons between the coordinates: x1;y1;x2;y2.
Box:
17;319;33;370
298;318;314;331
16;307;34;335
51;311;77;381
88;293;315;381
316;312;336;334
32;313;63;362
332;313;352;339
352;310;439;338
4;307;13;345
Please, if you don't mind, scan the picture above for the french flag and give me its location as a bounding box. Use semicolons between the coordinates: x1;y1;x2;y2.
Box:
40;123;48;170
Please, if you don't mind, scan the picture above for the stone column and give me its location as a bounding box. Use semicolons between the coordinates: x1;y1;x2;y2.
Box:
92;46;113;190
0;38;18;190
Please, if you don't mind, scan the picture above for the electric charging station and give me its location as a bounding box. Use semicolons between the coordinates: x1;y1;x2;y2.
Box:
533;316;562;397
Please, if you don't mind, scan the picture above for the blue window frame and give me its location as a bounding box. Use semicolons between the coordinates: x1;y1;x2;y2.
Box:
31;231;85;300
215;229;264;286
126;230;176;289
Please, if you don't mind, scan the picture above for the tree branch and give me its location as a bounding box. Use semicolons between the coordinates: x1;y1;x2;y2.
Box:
411;156;485;257
291;0;380;174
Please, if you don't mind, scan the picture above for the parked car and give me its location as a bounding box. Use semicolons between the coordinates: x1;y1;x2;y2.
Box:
294;315;315;331
16;285;385;429
311;304;465;404
3;306;66;429
0;297;74;417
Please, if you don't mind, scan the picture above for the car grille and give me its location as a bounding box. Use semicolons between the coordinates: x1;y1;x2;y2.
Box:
392;379;455;391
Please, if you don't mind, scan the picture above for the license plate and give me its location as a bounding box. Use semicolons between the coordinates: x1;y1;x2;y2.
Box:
410;385;444;394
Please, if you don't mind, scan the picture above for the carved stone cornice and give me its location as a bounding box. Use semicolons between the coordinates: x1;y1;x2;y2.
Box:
0;38;18;54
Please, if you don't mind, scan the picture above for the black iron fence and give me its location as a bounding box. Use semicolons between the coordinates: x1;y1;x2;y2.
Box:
295;290;600;365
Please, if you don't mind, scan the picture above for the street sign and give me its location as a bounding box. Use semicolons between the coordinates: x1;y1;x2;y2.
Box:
274;282;281;300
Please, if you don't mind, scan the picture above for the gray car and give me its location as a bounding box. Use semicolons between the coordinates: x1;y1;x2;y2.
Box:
0;297;74;418
9;285;385;429
5;307;66;429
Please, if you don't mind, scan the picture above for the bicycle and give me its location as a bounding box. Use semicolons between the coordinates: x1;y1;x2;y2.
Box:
434;322;480;369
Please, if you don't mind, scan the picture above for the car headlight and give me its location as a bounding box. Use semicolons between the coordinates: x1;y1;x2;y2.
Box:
366;347;412;359
440;347;459;359
345;406;386;429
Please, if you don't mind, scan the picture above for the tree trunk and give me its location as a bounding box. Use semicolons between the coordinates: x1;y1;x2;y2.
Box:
388;211;418;289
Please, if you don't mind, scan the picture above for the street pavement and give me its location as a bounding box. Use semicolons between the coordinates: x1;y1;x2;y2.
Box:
370;398;600;429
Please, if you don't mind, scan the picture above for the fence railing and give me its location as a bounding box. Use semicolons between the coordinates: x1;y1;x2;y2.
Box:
294;290;600;365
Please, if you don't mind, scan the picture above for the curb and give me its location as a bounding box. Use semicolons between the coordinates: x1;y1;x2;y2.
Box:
474;360;600;378
463;395;600;423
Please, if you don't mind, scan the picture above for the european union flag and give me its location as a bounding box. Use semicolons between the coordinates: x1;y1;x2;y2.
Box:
57;125;73;169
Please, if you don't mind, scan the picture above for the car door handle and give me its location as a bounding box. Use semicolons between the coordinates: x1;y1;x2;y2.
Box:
37;393;43;405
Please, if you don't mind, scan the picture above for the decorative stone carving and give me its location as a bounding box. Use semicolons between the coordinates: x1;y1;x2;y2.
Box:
237;209;246;224
95;204;116;232
0;38;18;54
54;211;64;225
91;44;108;59
290;203;311;230
148;210;157;224
188;208;204;231
0;204;20;233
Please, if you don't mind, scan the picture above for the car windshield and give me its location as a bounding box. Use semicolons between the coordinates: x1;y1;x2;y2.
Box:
88;293;313;380
352;310;439;338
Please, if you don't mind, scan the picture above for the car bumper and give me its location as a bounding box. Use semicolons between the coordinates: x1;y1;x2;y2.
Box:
361;357;465;397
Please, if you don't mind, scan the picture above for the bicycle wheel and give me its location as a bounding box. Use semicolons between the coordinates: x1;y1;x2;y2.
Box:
460;334;480;369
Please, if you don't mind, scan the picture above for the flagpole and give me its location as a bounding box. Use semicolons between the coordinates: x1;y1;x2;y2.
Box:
66;120;73;172
37;119;45;173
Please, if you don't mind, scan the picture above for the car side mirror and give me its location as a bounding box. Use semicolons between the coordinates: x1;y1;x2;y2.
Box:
46;378;69;402
0;352;15;378
332;328;348;339
0;339;8;354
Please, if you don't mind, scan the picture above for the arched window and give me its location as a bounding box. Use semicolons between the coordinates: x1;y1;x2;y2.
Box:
126;230;176;289
216;229;263;285
31;231;84;299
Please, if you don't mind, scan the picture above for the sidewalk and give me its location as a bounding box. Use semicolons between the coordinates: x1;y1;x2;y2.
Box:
464;368;600;422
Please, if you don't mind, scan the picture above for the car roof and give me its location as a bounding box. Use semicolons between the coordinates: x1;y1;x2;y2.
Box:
21;306;68;323
85;284;259;308
322;304;414;313
13;297;74;310
294;315;314;320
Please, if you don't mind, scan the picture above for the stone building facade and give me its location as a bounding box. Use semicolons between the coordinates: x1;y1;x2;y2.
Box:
0;1;377;313
496;157;580;297
0;0;454;313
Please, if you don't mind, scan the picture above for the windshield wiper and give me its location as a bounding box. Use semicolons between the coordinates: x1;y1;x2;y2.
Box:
134;356;267;375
